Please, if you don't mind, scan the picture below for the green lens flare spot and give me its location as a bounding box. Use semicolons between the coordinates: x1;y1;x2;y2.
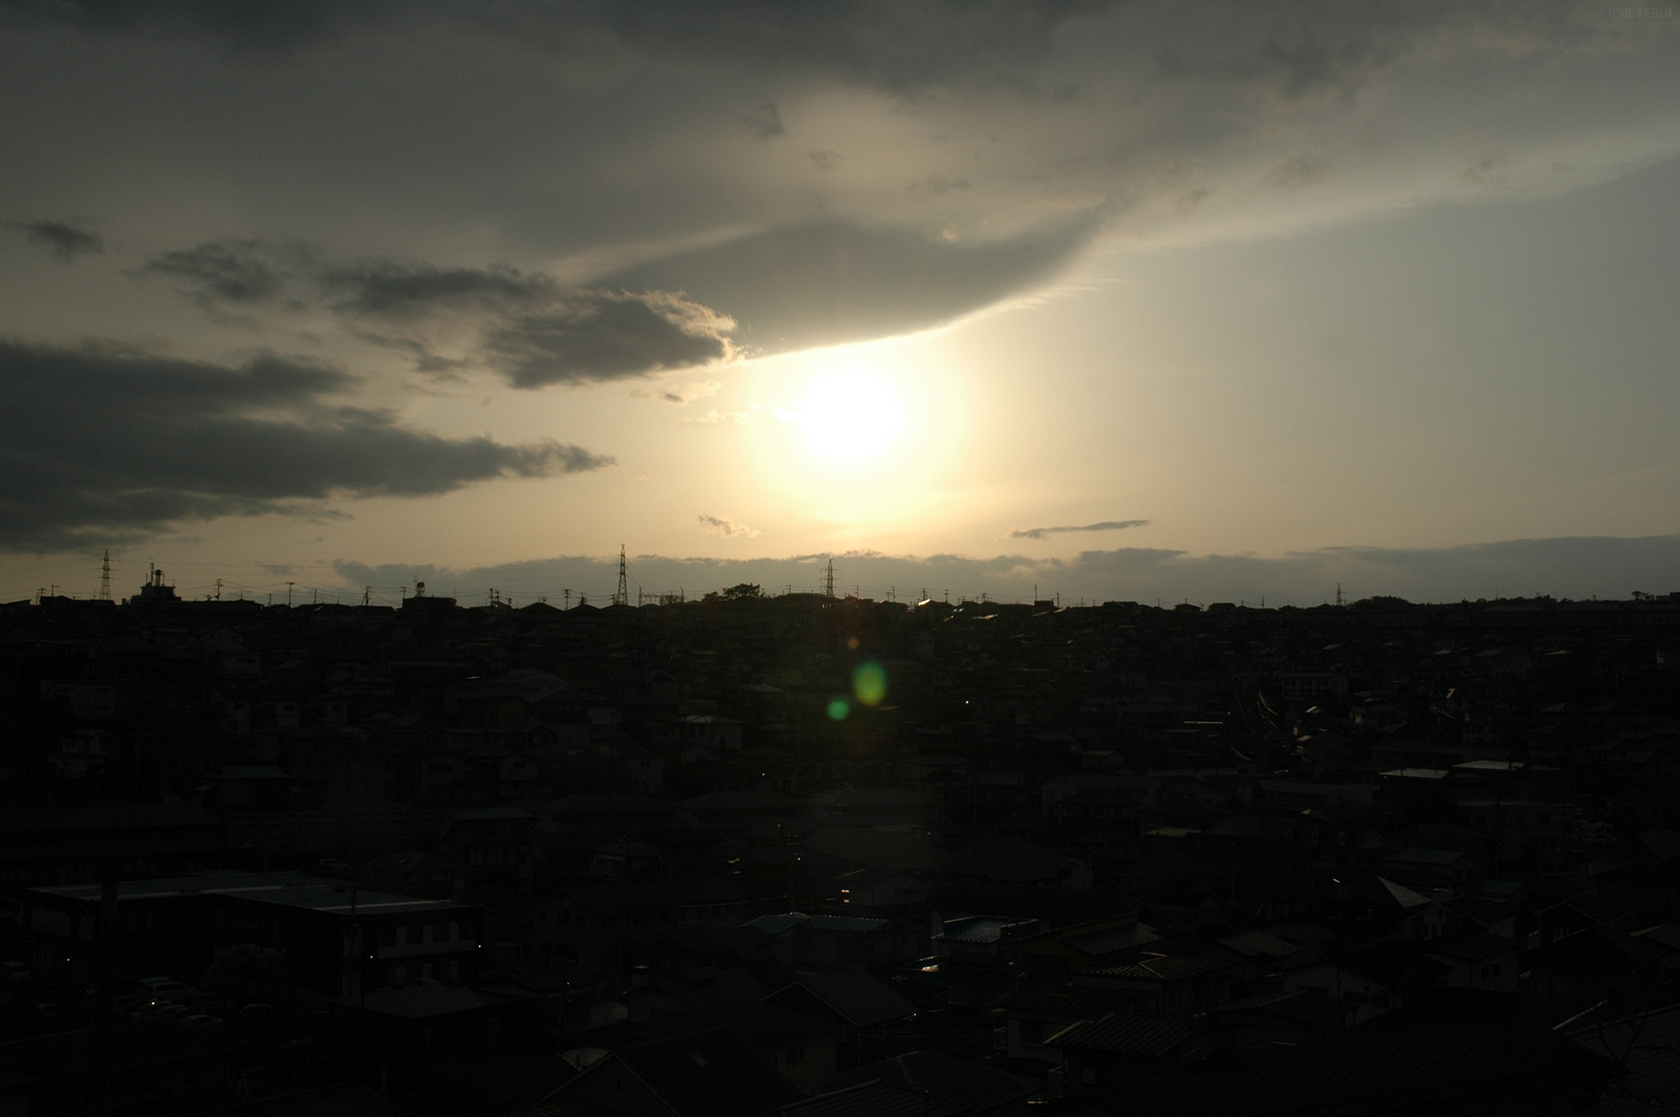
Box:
826;698;851;721
852;661;888;707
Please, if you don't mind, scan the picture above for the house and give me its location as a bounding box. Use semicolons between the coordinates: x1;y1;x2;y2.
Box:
1206;988;1349;1048
541;1028;800;1117
743;912;919;969
1423;932;1520;993
636;1000;842;1092
436;807;536;895
19;871;482;1000
676;715;744;754
996;983;1119;1064
1283;944;1446;1025
1046;1013;1207;1095
1072;955;1235;1016
800;1051;1036;1117
1098;1019;1616;1116
1379;848;1477;891
763;969;917;1066
1525;925;1668;1026
935;916;1042;962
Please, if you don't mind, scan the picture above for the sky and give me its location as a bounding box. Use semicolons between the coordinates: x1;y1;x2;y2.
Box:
2;0;1678;606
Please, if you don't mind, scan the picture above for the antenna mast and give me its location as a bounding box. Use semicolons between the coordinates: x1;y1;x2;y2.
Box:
616;545;628;606
99;549;111;601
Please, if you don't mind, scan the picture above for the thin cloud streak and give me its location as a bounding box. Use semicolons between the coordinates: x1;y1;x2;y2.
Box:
1011;519;1151;540
7;218;104;261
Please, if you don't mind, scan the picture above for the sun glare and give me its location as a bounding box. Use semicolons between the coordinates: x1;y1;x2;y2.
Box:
778;370;904;464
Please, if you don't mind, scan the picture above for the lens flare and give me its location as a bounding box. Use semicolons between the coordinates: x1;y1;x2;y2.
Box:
827;697;851;720
852;660;888;706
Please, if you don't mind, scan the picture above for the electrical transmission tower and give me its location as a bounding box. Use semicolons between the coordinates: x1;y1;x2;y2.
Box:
822;559;836;599
99;549;111;600
616;545;628;606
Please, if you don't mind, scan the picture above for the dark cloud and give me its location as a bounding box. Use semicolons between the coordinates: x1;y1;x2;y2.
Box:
601;214;1101;353
135;220;1086;380
135;239;285;307
1;1;1120;90
483;290;736;389
0;338;611;550
321;262;553;317
0;0;396;51
334;535;1680;606
129;242;739;388
743;103;785;139
8;219;104;260
1010;519;1150;540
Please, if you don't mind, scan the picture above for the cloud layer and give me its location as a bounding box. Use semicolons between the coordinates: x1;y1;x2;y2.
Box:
335;534;1680;607
0;339;611;550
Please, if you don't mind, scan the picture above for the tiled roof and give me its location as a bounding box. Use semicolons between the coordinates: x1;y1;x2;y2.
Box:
783;1081;965;1117
1217;930;1300;959
813;1051;1036;1111
564;1029;799;1117
1210;988;1346;1024
1568;1002;1680;1101
1101;1020;1617;1116
1063;922;1162;957
1047;1013;1196;1058
773;970;916;1027
1081;955;1226;983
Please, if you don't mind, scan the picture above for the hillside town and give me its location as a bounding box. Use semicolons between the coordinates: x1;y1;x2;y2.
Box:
3;578;1680;1115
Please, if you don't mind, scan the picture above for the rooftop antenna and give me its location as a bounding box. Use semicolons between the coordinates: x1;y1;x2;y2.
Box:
99;549;111;601
823;559;836;599
616;545;628;606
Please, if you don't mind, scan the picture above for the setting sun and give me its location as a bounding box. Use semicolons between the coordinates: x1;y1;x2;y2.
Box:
777;369;904;464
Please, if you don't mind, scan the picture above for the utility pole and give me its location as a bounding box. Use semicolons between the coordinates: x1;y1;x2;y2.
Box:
215;578;223;600
564;589;571;609
99;549;111;601
286;581;294;607
363;586;371;606
616;545;628;606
